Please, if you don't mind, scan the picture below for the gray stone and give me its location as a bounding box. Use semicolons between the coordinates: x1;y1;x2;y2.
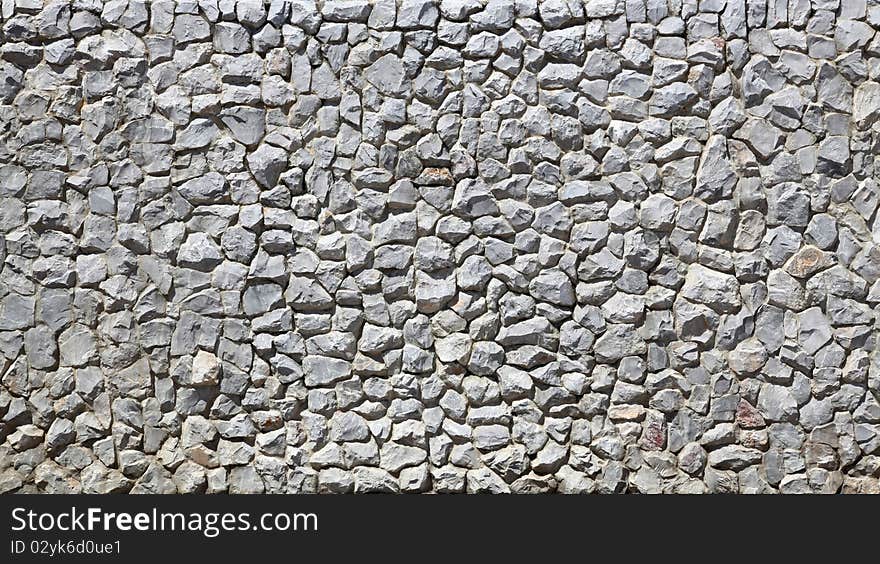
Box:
176;119;220;150
758;384;799;423
594;324;647;363
680;264;741;313
303;356;352;387
854;81;880;128
0;0;876;496
178;172;228;204
529;269;575;307
365;54;408;97
219;106;266;146
178;233;224;271
59;324;97;368
247;143;288;188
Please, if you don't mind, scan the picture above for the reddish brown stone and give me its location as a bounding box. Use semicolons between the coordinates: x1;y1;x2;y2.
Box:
736;399;766;429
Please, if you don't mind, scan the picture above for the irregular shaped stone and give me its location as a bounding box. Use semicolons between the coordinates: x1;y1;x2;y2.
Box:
219;106;266;145
594;324;646;363
247;143;288;188
364;54;407;97
177;172;228;204
680;264;741;313
303;356;352;387
758;384;798;423
177;233;224;271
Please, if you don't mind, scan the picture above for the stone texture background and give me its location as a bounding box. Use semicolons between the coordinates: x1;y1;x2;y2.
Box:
1;0;879;494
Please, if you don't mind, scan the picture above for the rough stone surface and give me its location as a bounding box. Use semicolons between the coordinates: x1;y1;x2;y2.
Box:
0;0;878;495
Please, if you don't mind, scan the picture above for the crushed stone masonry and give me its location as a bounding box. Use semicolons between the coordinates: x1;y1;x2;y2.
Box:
0;0;879;495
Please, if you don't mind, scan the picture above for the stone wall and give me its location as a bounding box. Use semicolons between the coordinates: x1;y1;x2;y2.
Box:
1;0;879;494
